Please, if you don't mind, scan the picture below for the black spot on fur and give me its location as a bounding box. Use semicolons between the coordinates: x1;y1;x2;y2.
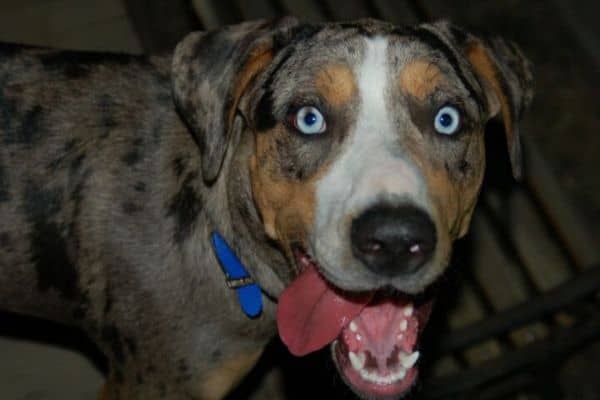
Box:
21;105;45;144
47;142;85;172
166;172;202;244
122;138;144;166
172;157;185;178
458;159;470;174
70;174;86;216
70;153;86;172
210;349;222;361
125;336;138;356
175;359;192;383
104;285;113;315
102;324;125;364
133;181;146;192
0;232;11;249
30;220;79;299
273;24;322;52
39;50;136;80
122;150;141;166
73;292;91;320
122;201;141;215
23;183;80;300
0;162;9;202
97;95;118;138
63;138;77;152
178;359;189;374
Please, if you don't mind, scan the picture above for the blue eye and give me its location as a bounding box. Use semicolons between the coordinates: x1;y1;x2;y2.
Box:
295;106;326;135
434;106;461;135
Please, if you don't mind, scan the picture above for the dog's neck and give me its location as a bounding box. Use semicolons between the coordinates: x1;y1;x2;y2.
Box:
198;127;291;300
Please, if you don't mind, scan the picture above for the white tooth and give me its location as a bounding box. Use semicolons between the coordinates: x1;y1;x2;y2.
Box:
399;351;420;369
403;304;414;317
350;321;357;332
398;367;407;380
349;351;365;371
400;320;408;331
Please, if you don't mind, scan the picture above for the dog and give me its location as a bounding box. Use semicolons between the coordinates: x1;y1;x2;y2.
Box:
0;17;533;399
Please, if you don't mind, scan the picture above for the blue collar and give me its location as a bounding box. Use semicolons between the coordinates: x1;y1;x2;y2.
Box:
210;232;263;318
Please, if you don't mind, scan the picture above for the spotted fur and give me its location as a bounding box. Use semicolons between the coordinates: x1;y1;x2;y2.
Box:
0;18;533;399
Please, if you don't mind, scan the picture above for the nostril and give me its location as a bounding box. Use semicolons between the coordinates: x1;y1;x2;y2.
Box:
360;240;383;255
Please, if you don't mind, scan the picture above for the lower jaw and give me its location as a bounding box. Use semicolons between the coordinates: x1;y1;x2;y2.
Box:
333;341;418;400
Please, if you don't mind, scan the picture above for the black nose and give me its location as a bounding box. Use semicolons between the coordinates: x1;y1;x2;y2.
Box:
351;205;437;276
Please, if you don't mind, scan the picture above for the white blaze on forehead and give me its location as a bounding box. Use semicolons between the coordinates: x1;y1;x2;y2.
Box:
312;36;428;283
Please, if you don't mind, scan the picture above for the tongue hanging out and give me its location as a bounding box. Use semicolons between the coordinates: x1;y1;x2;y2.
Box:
277;262;374;356
277;254;433;399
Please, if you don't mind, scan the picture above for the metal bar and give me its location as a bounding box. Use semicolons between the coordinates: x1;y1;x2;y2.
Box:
523;135;600;269
423;313;600;398
437;265;600;352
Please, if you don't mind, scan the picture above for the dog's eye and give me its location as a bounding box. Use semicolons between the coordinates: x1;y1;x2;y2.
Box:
434;105;461;135
295;106;326;135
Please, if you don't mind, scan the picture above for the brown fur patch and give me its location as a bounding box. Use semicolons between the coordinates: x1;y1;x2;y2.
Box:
399;60;445;101
249;127;334;264
466;44;514;146
315;64;357;107
250;141;314;247
228;47;274;129
196;348;264;400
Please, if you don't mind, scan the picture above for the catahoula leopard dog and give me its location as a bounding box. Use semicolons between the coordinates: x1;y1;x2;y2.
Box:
0;17;533;400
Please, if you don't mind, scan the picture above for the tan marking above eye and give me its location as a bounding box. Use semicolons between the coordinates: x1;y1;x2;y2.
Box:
314;64;357;107
399;60;445;101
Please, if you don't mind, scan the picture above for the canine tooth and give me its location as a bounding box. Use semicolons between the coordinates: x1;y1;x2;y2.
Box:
400;320;408;331
349;351;365;371
350;321;357;332
399;351;420;369
403;304;414;317
397;367;407;380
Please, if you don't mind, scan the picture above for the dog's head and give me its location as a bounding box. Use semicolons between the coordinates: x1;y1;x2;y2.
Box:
173;18;533;399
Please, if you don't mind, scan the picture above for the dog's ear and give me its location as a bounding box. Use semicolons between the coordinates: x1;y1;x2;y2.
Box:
172;18;299;182
464;35;534;180
425;21;534;179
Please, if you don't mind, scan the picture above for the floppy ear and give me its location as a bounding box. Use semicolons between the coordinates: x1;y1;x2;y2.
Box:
463;35;534;180
172;18;299;182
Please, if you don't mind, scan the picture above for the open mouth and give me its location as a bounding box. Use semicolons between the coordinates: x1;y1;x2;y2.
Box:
277;248;433;399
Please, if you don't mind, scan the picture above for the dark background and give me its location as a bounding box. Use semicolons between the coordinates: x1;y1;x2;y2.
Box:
0;1;598;399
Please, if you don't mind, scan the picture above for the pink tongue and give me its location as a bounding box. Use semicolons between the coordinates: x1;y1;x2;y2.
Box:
277;264;374;356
